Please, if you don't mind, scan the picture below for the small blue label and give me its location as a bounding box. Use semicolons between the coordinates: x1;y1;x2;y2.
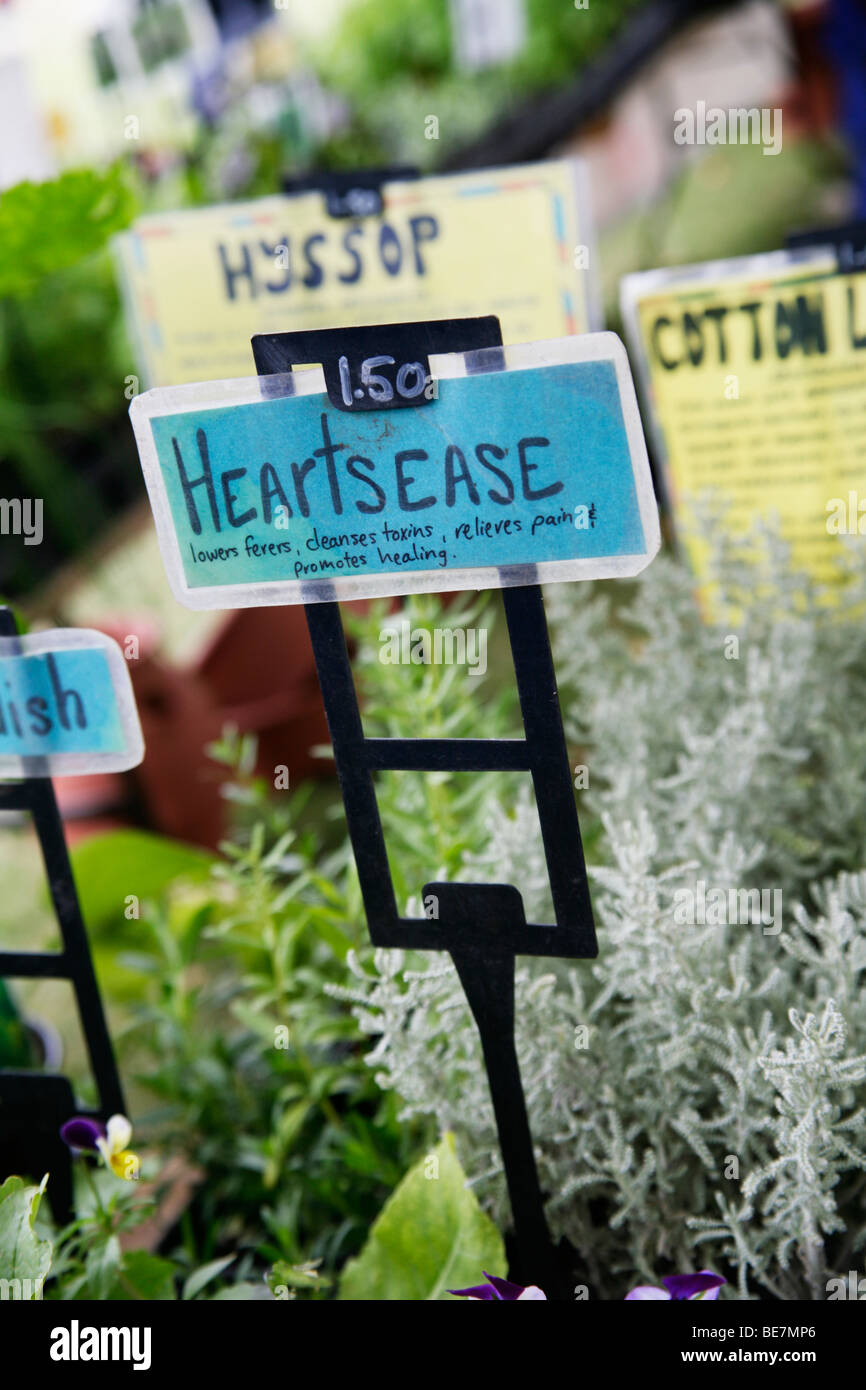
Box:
0;649;125;759
148;360;647;590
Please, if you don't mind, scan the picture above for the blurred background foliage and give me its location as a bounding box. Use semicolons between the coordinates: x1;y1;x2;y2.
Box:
0;166;138;594
313;0;645;168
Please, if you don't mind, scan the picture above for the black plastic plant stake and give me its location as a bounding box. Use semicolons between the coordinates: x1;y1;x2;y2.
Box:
0;605;125;1223
254;318;596;1299
282;165;420;219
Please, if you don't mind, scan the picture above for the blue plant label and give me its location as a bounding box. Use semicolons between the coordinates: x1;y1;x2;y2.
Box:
130;332;660;609
0;630;144;778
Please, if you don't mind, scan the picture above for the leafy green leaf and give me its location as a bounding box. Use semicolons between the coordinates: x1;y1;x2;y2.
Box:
0;1175;52;1295
210;1282;271;1300
85;1232;122;1300
183;1255;236;1301
108;1250;176;1301
70;829;213;938
338;1134;504;1301
0;165;135;299
268;1259;327;1293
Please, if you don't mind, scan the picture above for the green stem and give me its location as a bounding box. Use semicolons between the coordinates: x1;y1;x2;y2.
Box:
262;901;344;1132
80;1158;110;1229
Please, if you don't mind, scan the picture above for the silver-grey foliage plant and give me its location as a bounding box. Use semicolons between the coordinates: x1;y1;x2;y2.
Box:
331;523;866;1299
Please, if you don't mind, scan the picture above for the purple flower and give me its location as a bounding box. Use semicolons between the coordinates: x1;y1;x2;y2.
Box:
449;1271;546;1301
60;1117;105;1152
626;1270;726;1301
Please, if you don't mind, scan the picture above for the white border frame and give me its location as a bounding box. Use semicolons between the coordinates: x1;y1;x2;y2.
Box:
0;629;145;777
130;331;660;610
